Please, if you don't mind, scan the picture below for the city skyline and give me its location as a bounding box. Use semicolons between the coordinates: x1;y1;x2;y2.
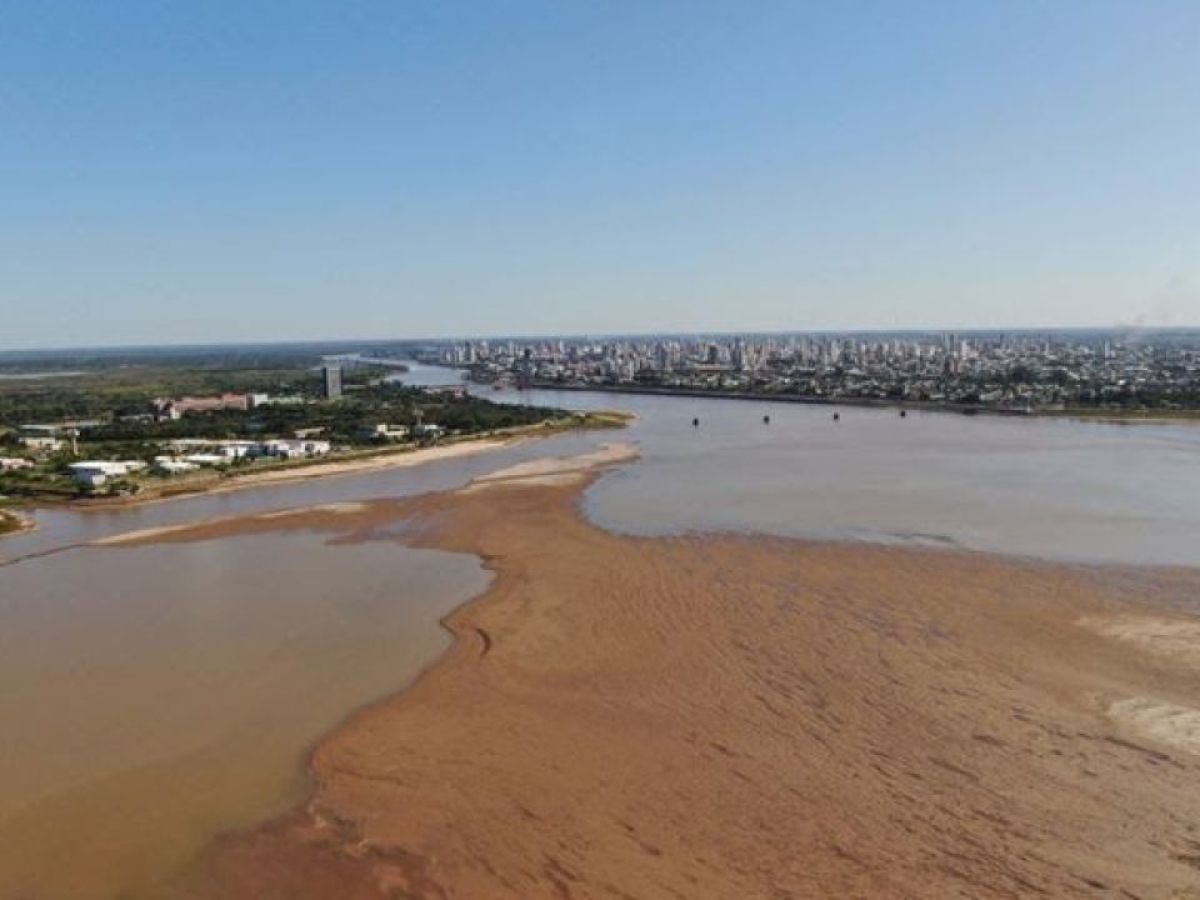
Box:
4;323;1200;357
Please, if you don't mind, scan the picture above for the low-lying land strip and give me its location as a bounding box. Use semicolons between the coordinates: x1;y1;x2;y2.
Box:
80;412;627;507
0;411;631;519
527;381;1200;421
1;348;630;510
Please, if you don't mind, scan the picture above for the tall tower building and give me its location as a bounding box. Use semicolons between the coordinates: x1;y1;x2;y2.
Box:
322;365;343;400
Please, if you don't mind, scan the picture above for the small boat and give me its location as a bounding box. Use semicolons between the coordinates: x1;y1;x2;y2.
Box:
763;415;770;425
692;417;700;428
832;412;840;422
899;409;907;418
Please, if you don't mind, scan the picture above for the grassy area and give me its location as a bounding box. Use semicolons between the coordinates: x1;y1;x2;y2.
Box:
0;365;324;425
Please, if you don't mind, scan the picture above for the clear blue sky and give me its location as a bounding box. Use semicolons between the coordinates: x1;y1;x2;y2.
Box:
2;1;1198;349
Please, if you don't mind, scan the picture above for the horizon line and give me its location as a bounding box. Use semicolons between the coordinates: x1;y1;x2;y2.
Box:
3;323;1199;357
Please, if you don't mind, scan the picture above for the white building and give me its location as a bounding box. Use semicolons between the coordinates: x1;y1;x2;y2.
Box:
364;423;410;441
165;439;258;459
219;441;258;459
19;436;64;453
153;457;200;475
415;423;444;439
261;439;331;459
68;460;146;488
181;453;232;468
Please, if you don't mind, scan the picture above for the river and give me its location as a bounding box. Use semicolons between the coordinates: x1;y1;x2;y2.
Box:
1;363;1199;898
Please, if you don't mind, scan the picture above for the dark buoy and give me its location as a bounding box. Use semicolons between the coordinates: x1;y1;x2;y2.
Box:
899;409;907;418
692;417;700;428
832;412;840;422
763;415;770;425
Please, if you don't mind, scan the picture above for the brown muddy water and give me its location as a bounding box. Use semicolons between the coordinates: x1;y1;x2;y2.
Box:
0;530;488;899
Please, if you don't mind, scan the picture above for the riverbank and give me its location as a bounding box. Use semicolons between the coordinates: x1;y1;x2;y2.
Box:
1;411;632;521
517;380;1200;421
156;451;1200;898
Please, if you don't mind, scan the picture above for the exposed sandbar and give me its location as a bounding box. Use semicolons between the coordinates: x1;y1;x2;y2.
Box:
157;453;1200;899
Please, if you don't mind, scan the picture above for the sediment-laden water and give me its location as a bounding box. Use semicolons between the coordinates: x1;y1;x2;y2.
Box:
2;368;1199;897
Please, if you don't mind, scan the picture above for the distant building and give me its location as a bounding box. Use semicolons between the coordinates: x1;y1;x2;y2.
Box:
68;460;146;488
154;393;251;420
362;423;409;441
164;439;257;459
0;457;34;472
18;436;64;453
322;365;343;400
253;394;305;406
261;439;331;459
181;453;231;468
18;424;63;437
153;457;200;475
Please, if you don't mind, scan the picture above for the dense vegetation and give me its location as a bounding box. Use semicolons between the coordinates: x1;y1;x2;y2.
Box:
0;365;323;424
76;382;566;446
0;351;575;501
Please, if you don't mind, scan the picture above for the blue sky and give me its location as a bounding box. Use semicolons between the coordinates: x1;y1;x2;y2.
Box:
2;1;1198;348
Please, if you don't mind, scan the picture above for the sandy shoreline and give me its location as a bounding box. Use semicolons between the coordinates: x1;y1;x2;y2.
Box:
99;449;1200;899
92;445;639;548
95;435;517;508
6;417;626;527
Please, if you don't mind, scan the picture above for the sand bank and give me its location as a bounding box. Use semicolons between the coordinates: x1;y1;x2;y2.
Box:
137;451;1200;899
216;438;512;487
93;501;373;546
92;446;638;548
118;435;516;509
460;442;639;491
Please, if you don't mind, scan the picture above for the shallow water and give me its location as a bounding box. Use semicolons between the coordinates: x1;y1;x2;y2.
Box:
490;386;1200;566
0;532;489;899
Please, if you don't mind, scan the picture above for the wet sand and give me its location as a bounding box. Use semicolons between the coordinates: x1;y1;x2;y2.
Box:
113;448;1200;899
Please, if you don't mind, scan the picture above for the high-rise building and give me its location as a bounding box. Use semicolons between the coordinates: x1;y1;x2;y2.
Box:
322;365;343;400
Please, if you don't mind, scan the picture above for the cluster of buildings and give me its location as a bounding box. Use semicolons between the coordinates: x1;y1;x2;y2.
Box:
64;438;334;488
2;418;337;489
66;459;147;488
442;331;1200;412
146;364;344;422
0;362;464;494
10;421;92;454
149;389;313;421
3;408;439;492
152;392;254;420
